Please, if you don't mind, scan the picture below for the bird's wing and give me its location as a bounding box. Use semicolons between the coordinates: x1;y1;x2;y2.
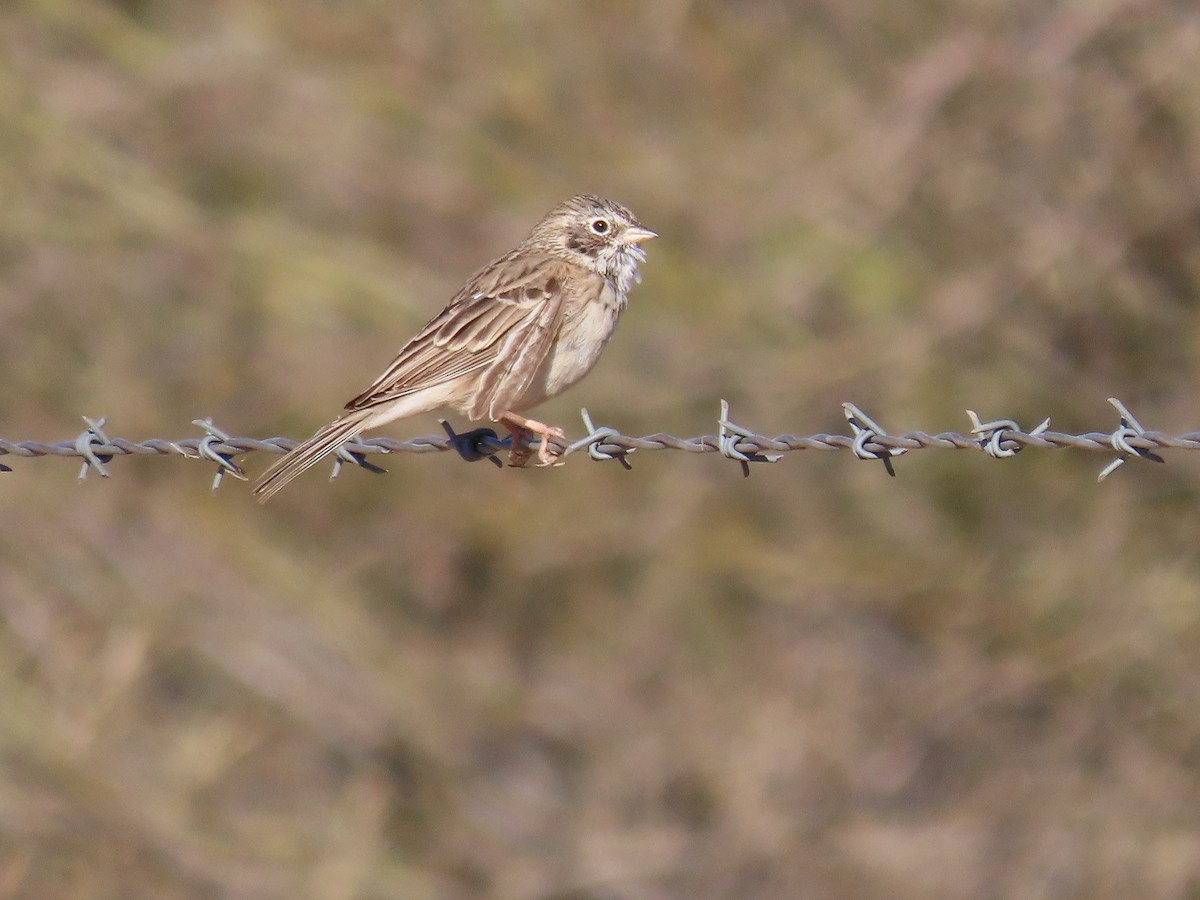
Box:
471;269;579;420
344;254;568;414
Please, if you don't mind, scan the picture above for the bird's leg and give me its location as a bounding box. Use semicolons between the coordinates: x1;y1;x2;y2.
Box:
498;412;566;467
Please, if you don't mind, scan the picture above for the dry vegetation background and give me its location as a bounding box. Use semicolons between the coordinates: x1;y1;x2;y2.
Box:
3;1;1200;897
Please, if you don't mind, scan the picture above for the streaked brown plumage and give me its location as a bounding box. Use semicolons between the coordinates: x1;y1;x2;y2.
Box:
253;194;655;502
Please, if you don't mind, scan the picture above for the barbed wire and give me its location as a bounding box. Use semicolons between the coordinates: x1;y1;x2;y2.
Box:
1;398;1195;490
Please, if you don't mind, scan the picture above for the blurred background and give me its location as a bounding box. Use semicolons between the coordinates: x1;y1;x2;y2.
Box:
3;1;1200;897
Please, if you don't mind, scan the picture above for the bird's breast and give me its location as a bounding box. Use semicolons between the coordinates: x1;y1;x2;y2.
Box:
519;278;626;410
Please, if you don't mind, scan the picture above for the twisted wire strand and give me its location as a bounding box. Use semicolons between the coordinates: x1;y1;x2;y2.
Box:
0;399;1194;485
1;430;1193;458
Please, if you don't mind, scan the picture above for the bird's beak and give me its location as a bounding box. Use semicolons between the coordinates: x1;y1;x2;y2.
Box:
623;226;658;245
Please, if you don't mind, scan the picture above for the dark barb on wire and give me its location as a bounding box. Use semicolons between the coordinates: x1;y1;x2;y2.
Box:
2;398;1197;490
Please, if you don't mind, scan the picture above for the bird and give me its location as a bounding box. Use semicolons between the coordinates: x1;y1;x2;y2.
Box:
252;193;656;502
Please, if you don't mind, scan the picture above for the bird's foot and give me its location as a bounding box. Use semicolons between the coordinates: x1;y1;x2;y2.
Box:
499;414;566;468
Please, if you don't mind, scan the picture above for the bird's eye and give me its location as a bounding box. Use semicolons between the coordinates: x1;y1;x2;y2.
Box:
590;218;610;234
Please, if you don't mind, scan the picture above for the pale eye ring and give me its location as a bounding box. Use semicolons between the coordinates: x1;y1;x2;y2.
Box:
590;218;610;234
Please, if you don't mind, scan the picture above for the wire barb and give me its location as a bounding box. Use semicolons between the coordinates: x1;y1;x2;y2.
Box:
842;403;906;477
331;440;390;481
718;399;783;477
439;420;505;468
967;410;1051;459
568;409;634;469
1098;397;1166;482
192;418;248;492
75;417;115;481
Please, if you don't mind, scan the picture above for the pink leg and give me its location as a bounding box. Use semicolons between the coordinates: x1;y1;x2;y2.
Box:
499;412;566;467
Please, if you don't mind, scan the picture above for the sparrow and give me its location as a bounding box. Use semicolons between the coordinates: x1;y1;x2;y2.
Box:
253;193;655;502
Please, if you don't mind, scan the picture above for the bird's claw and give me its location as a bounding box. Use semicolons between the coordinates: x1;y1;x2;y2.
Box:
505;423;566;468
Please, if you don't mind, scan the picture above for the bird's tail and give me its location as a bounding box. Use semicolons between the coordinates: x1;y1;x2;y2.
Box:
253;409;374;504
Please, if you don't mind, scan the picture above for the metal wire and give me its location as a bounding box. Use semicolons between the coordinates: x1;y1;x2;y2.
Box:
2;398;1196;489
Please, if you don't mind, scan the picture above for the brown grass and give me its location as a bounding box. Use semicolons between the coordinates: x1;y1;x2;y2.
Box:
4;1;1200;897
